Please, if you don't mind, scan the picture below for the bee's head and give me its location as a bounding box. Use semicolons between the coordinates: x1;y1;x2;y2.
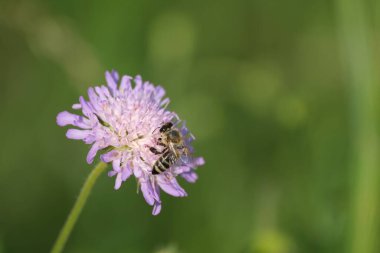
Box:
159;122;173;133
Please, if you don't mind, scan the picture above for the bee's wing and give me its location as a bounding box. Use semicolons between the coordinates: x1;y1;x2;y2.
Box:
168;143;190;164
167;152;178;164
179;146;191;163
168;143;179;157
180;153;191;163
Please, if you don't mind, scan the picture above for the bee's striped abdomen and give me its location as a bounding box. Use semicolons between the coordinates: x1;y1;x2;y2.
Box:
152;151;177;175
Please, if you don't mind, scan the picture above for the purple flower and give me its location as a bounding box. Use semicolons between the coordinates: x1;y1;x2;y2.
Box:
57;70;205;215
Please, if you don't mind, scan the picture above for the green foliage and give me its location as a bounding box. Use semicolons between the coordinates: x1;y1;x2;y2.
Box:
0;0;379;252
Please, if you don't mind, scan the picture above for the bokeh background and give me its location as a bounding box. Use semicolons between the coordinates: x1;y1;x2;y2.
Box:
1;0;380;252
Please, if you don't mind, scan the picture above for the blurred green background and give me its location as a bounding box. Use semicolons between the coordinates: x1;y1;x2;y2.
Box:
1;0;380;252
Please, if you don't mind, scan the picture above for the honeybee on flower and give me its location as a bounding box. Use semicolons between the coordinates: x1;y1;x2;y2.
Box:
56;70;204;215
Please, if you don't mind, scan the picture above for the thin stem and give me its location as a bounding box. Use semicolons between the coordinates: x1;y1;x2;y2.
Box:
51;161;107;253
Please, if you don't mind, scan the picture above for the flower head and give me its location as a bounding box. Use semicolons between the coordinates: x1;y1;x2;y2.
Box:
57;70;204;215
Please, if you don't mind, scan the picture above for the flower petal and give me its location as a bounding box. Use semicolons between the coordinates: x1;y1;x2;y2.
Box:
108;159;121;178
152;202;162;215
106;70;119;94
181;171;198;183
157;176;187;197
87;87;101;111
160;98;170;107
57;111;77;126
193;157;205;166
173;165;191;174
119;75;132;93
140;179;155;206
101;85;112;98
155;86;165;100
184;156;205;169
57;111;91;129
114;173;123;190
95;86;106;100
100;150;121;163
152;179;161;202
86;143;99;164
134;75;142;88
74;116;91;129
79;96;93;117
112;70;119;81
112;159;121;172
121;165;132;181
108;170;117;177
72;103;81;109
66;129;91;140
133;166;143;178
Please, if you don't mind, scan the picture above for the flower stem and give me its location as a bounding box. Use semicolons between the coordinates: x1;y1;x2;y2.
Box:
51;161;107;253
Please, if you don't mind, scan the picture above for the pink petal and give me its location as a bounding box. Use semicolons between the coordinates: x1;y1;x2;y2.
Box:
57;111;78;126
114;173;122;190
152;202;162;215
79;96;93;117
112;159;121;172
181;171;198;183
157;176;187;197
193;157;205;166
87;87;101;111
140;179;155;206
108;170;117;177
72;103;81;109
119;75;132;93
121;166;132;181
66;129;91;140
106;70;118;93
133;166;143;178
134;75;142;88
100;150;121;163
86;143;99;164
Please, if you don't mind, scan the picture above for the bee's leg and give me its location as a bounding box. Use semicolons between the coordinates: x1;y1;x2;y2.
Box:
157;138;166;147
149;147;164;155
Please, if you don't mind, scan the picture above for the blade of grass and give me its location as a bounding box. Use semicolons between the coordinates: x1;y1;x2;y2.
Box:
336;1;380;253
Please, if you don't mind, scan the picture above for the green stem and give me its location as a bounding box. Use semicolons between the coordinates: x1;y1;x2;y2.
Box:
51;161;107;253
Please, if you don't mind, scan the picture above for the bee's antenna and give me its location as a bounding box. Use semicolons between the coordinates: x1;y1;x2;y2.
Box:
152;125;161;134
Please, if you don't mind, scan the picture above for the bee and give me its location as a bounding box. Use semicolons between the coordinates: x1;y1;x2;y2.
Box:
149;122;188;175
